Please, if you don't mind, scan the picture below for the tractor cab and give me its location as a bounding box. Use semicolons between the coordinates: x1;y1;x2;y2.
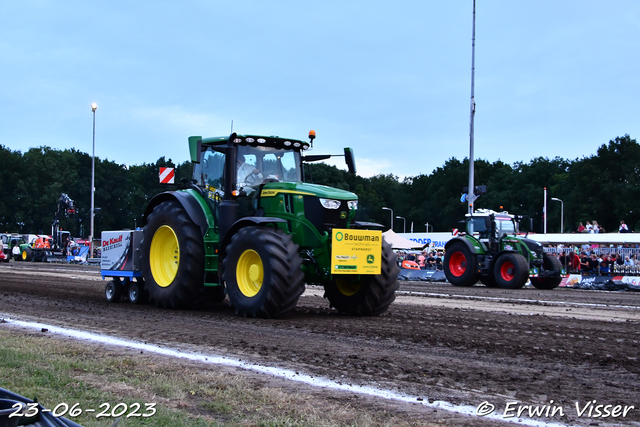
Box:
466;209;518;253
191;134;307;201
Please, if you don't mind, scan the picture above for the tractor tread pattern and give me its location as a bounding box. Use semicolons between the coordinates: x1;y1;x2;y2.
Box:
530;253;563;290
495;252;529;289
141;200;205;309
443;240;478;287
224;227;305;318
324;240;399;316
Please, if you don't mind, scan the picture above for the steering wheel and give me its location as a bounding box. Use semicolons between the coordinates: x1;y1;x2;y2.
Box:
244;170;264;186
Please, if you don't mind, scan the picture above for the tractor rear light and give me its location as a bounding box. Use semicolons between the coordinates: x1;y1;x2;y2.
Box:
293;142;301;147
246;137;255;143
302;144;309;150
284;141;292;146
347;201;358;210
319;198;341;209
233;138;242;143
257;138;266;143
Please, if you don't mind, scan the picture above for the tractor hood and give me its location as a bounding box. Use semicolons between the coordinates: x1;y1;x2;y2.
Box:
520;237;545;258
260;182;357;200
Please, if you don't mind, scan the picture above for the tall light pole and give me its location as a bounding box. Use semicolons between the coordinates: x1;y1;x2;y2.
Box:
467;0;477;215
396;216;406;233
551;197;564;234
90;103;97;258
382;207;393;231
543;187;547;234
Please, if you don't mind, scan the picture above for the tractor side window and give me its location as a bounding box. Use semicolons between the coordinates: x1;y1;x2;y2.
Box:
497;220;515;236
199;148;225;189
469;218;489;239
280;151;300;181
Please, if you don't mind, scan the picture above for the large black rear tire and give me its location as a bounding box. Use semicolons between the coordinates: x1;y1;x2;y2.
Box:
494;253;529;289
141;200;205;309
223;226;305;318
21;247;32;262
443;240;478;287
323;240;399;316
530;254;563;290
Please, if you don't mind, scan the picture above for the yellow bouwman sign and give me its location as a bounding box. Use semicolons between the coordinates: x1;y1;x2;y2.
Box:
331;229;382;275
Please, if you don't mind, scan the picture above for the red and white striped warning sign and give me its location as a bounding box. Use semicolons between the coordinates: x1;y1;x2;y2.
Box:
159;167;175;184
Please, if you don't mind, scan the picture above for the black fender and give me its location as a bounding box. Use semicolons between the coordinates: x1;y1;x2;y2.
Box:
143;191;210;236
444;236;478;254
218;216;289;278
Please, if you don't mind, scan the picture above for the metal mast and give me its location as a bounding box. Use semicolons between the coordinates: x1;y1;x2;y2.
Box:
468;0;477;214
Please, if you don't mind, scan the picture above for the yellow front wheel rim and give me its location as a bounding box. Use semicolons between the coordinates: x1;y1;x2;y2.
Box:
149;225;180;287
335;277;361;296
237;249;263;297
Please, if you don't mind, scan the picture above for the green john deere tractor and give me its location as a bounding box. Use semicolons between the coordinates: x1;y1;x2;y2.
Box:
443;209;564;289
140;131;399;317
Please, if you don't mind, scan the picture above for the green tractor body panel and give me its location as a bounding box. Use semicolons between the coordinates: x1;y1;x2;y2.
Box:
192;180;358;284
172;180;359;284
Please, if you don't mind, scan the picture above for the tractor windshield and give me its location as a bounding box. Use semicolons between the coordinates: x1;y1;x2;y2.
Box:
236;145;301;188
194;144;303;199
468;215;516;238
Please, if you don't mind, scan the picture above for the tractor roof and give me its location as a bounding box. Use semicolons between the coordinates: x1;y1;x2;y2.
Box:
201;134;311;151
466;209;515;219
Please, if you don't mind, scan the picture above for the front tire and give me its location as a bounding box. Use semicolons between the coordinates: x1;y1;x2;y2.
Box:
141;200;205;309
530;254;563;290
443;240;478;287
494;253;529;289
323;240;399;316
223;226;305;318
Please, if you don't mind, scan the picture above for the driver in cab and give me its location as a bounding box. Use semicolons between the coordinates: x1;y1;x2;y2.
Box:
237;155;263;186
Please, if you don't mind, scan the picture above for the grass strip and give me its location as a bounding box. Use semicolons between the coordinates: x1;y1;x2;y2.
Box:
0;327;434;427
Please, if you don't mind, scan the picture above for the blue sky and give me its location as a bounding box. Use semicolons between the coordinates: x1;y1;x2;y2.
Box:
1;1;639;178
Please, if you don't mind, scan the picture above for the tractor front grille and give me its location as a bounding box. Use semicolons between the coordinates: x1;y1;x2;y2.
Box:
303;196;349;234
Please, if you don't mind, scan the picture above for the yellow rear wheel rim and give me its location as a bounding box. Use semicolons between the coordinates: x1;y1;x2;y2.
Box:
335;277;361;296
149;225;179;287
237;249;263;297
22;250;27;260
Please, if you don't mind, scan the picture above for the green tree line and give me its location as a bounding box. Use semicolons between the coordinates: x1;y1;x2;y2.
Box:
0;134;637;237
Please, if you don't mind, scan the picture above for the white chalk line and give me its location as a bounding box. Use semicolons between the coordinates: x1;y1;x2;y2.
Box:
397;290;640;310
0;316;570;427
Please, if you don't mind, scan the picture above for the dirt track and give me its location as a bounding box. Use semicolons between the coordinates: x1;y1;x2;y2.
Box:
1;262;640;426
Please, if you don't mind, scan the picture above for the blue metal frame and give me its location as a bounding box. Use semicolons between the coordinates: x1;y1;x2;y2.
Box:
101;270;142;280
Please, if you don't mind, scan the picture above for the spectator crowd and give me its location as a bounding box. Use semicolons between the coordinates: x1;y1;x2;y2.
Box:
396;249;444;270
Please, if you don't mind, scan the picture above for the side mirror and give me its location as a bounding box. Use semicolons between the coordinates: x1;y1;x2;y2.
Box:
188;136;202;164
344;147;356;174
484;216;492;228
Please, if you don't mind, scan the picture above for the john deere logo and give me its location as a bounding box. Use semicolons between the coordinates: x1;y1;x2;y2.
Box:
366;255;375;264
335;232;344;241
339;211;347;219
